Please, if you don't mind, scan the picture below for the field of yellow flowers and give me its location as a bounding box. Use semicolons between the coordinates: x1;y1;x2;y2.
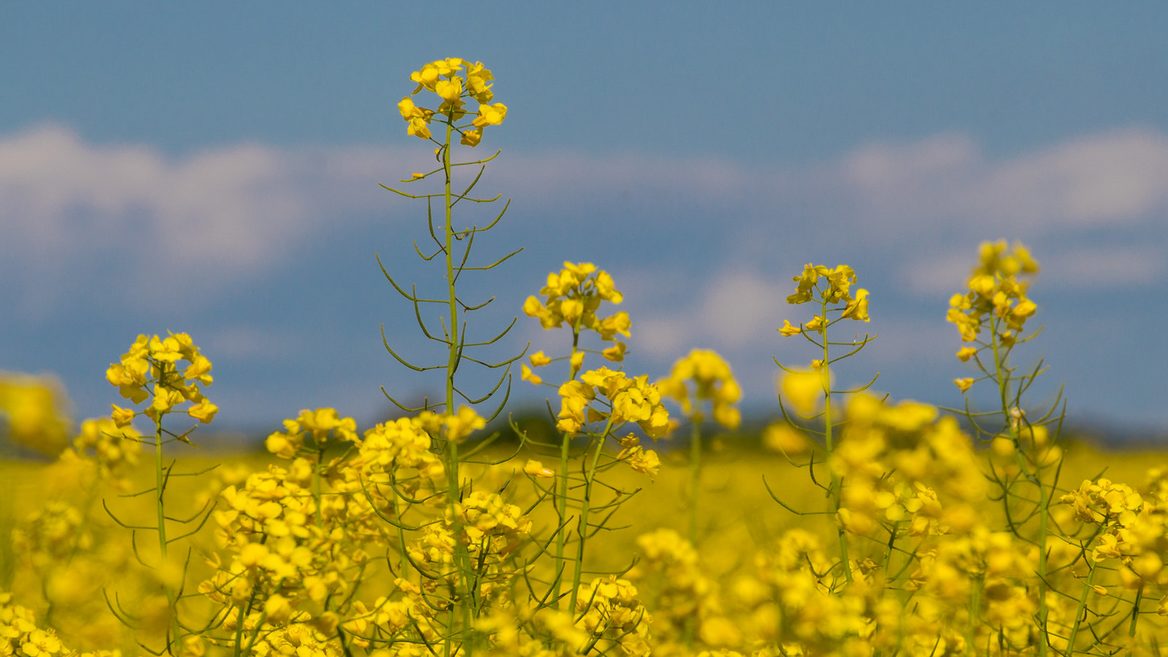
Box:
4;57;1168;657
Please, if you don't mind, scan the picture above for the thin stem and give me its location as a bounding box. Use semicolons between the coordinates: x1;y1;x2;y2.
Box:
991;309;1050;654
553;329;582;611
821;297;851;584
1066;563;1098;655
153;413;180;654
569;418;614;614
688;418;702;548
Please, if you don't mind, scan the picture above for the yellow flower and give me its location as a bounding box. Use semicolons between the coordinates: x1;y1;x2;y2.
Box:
523;459;554;478
473;102;508;127
406;117;431;140
626;447;660;476
1012;297;1037;319
410;64;440;91
460;128;482;147
595;270;623;303
602;341;627;362
426;405;484;444
778;320;802;337
111;404;136;428
787;264;821;304
780;369;826;418
660;349;741;429
841;288;870;322
560;298;584;323
149;386;185;416
762;422;810;455
953;377;974;393
529;351;552;367
466;61;494;102
804;315;826;332
556;380;594;433
397;96;425;120
955;346;977;362
188;399;219;424
434;76;462;103
520;363;543;385
184;354;213;385
264;594;293;624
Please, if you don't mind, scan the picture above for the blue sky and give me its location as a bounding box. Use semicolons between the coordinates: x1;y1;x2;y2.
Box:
3;4;1168;435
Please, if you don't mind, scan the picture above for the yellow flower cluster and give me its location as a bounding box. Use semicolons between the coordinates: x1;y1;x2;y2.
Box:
616;433;662;476
10;502;93;571
912;528;1036;649
357;416;446;501
397;57;507;145
748;529;875;656
204;457;382;628
522;262;630;381
105;332;217;427
630;529;734;646
452;491;532;573
1062;478;1168;585
0;374;71;455
575;577;652;657
416;405;486;445
265;407;359;459
658;349;742;429
556;367;671;438
1;594;119;657
780;263;870;335
64;417;141;486
946;240;1038;347
832;393;984;539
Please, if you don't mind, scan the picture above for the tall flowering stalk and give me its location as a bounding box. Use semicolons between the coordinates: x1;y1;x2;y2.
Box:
103;332;218;654
382;57;519;657
774;264;874;583
521;263;669;620
656;349;739;649
657;349;741;547
947;241;1069;653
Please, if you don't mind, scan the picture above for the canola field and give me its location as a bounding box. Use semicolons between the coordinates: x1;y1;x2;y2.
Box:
4;57;1168;657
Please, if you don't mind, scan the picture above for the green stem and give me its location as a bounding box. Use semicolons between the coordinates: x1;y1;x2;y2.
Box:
683;416;703;651
990;310;1050;655
153;413;180;654
568;419;613;614
154;417;169;561
1066;563;1098;656
967;573;983;657
821;298;851;584
1128;583;1144;653
553;334;581;610
440;115;475;657
688;418;702;548
232;590;257;657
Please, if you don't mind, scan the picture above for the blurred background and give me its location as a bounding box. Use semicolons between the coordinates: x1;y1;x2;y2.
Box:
2;3;1167;442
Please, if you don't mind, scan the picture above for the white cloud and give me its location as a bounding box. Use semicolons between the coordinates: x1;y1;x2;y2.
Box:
0;125;314;274
635;270;785;358
3;122;1166;316
837;127;1168;232
976;129;1168;228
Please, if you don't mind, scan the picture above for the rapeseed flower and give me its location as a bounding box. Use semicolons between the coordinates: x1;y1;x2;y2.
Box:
398;57;506;146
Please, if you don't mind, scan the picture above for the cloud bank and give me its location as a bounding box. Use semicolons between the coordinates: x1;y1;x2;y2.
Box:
3;122;1165;341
